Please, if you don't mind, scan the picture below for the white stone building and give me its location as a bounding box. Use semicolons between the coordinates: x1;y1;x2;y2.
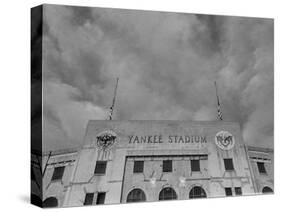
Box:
31;120;274;208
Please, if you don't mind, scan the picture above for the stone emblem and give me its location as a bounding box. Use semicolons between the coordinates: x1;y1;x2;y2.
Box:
96;130;117;149
215;131;235;150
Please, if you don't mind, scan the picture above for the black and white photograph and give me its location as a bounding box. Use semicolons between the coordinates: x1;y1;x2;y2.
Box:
30;3;274;209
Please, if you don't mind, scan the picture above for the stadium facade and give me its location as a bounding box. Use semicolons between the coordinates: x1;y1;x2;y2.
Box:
31;120;274;207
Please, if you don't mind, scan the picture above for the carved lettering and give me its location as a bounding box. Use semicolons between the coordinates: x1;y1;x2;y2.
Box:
128;135;208;145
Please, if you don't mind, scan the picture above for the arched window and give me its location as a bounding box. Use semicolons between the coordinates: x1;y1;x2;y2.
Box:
159;187;177;201
43;197;58;208
127;189;146;203
262;186;273;194
189;186;207;199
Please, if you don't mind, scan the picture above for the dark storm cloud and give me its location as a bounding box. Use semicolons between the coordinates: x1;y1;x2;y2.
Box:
42;5;273;151
69;6;95;26
192;15;224;56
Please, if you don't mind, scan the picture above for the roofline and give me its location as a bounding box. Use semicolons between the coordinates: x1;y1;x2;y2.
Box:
247;145;274;153
32;147;79;156
87;120;241;126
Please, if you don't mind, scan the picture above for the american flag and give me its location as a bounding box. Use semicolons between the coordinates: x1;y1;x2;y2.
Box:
108;78;119;120
215;81;223;121
109;107;113;120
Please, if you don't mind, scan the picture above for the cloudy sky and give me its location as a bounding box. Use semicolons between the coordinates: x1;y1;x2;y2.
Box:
42;4;273;151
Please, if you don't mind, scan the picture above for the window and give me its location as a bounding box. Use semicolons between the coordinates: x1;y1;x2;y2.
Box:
133;161;144;173
224;158;234;171
127;189;146;203
262;186;273;194
94;161;107;175
96;192;106;205
43;197;58;208
257;162;266;174
235;187;242;196
159;187;177;200
163;160;172;172
51;166;65;181
191;160;200;172
84;193;94;205
225;188;232;196
189;186;207;199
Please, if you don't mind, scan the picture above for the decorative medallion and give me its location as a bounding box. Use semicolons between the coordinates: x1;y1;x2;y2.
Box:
215;131;235;150
96;130;117;149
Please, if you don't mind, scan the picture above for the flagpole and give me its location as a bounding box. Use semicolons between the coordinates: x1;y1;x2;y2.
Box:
109;77;119;120
214;81;223;121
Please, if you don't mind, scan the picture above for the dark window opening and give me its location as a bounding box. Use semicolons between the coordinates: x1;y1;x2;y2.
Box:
189;186;207;199
163;160;172;172
224;158;234;171
127;189;146;203
94;161;107;175
51;166;65;181
191;160;200;172
84;193;94;205
43;197;58;208
225;187;232;196
257;162;267;174
133;161;144;173
159;187;177;200
235;187;242;196
262;186;273;194
96;192;106;204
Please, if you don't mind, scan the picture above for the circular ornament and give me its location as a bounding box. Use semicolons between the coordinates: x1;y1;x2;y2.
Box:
215;131;235;150
96;130;117;149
